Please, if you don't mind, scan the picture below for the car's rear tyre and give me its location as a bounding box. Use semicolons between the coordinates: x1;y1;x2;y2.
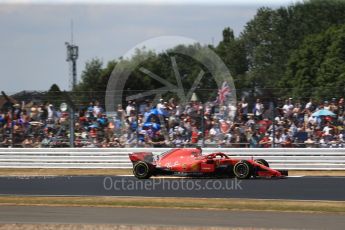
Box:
233;160;252;179
255;159;269;167
133;161;152;179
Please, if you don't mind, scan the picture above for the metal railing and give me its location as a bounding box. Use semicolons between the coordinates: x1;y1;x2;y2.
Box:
0;148;344;170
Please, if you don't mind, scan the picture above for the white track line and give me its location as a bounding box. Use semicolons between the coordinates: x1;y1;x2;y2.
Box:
118;175;305;178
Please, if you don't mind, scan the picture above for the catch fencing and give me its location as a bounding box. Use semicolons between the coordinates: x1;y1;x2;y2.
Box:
0;148;344;170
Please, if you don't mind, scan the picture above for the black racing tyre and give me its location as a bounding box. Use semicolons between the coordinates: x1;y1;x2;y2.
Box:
255;159;269;167
233;160;253;179
133;161;152;179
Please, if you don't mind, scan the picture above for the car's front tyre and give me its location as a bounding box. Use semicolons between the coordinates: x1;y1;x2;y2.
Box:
133;161;152;179
255;159;269;167
233;160;252;179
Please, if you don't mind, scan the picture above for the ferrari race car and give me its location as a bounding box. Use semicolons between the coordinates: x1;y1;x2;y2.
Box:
129;148;287;179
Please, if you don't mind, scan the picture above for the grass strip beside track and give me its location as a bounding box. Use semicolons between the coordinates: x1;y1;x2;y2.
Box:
0;168;345;176
0;196;344;214
0;168;132;176
0;224;264;230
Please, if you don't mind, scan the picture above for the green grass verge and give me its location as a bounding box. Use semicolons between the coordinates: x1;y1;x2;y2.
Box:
0;168;132;176
0;196;344;214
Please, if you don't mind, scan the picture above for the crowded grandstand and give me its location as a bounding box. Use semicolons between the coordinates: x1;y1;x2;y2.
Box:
0;95;344;148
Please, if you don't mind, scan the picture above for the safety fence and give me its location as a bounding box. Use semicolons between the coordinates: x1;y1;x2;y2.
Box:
0;148;344;170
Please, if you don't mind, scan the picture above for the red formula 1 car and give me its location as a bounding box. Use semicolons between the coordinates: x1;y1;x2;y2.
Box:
129;148;287;179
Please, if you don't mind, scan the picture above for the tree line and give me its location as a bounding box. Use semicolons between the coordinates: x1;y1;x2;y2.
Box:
51;0;345;107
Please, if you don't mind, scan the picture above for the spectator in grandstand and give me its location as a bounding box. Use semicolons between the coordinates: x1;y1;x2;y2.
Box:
282;98;294;118
22;136;33;148
0;137;11;147
47;104;56;120
238;98;249;121
337;98;344;120
259;133;272;148
148;131;166;147
253;98;264;120
93;101;103;117
125;101;135;116
30;104;39;121
305;98;316;112
249;131;259;148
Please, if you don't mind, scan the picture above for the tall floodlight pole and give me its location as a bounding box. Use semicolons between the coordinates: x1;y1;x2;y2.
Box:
65;21;78;147
65;43;78;90
65;21;79;90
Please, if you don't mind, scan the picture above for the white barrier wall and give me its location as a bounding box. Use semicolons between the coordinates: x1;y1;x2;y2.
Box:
0;148;344;170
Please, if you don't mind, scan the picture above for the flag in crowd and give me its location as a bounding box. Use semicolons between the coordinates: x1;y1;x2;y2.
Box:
216;81;231;104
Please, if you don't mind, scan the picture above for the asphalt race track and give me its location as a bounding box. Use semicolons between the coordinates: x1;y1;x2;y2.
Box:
0;176;344;201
